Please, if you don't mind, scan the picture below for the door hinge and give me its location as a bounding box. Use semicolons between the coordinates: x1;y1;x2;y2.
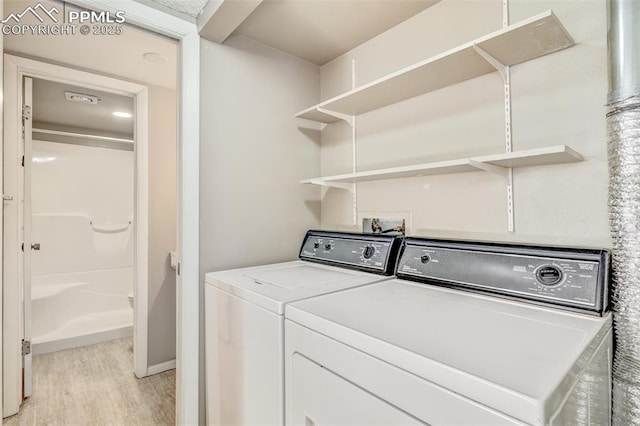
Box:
22;340;31;356
21;243;24;252
22;155;25;167
22;105;31;121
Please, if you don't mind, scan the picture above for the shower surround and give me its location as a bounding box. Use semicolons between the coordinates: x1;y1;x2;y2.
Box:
31;140;134;354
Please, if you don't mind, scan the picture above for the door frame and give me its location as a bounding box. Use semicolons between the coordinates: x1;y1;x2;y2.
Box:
3;53;150;414
2;2;201;424
0;1;4;419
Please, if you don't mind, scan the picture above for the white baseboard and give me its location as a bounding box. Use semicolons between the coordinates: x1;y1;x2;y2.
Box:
147;359;176;376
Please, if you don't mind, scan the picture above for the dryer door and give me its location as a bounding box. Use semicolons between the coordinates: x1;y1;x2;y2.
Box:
285;320;524;426
291;354;421;426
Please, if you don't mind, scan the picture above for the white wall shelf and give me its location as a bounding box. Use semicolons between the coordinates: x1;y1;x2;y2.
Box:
295;10;573;123
298;7;577;233
301;145;583;187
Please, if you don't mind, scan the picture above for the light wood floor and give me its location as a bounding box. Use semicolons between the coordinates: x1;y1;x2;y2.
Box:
3;337;175;426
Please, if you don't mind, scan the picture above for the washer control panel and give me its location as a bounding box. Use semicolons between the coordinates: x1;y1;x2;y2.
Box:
299;230;402;275
397;238;610;315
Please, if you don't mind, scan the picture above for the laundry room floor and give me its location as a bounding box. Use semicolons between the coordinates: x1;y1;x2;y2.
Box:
2;337;175;426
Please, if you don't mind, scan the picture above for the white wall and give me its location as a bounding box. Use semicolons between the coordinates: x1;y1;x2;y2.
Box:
318;0;610;248
199;34;321;422
32;141;133;232
147;85;177;367
199;35;321;272
31;140;134;275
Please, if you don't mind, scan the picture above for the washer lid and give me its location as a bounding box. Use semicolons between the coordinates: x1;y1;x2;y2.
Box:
285;280;612;424
244;264;354;289
205;261;392;314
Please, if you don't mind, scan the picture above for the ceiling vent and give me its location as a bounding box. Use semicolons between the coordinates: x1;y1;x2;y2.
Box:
64;91;100;105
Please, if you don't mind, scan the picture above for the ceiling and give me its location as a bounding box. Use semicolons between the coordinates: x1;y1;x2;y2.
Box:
4;0;178;89
7;0;437;83
233;0;440;65
139;0;440;66
144;0;209;17
33;78;134;137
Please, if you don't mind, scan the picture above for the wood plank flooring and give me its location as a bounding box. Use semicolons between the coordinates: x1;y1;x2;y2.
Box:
3;337;175;426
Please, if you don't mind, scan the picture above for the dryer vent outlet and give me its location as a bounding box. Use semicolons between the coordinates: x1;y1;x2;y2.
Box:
362;217;406;236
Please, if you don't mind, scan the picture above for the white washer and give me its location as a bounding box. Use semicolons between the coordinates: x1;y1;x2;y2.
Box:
285;238;612;425
204;230;403;426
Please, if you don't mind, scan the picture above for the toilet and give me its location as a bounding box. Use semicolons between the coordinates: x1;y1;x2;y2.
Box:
127;292;134;309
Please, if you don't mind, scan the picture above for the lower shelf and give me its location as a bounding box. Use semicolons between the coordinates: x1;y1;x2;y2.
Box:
301;145;582;188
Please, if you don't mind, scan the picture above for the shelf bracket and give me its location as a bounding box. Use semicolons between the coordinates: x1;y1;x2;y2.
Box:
316;108;355;128
473;44;512;153
350;58;359;225
351;115;358;225
472;44;508;82
469;161;515;232
473;43;514;232
469;160;509;180
502;0;510;27
304;179;355;193
506;169;514;232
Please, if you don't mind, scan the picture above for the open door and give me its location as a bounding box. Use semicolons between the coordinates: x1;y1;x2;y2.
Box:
4;72;35;415
5;56;153;416
21;76;34;400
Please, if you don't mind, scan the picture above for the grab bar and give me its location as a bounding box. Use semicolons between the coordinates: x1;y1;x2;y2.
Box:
90;221;132;233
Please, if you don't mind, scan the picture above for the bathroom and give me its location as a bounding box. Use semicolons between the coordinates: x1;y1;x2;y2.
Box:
1;4;181;415
29;79;136;355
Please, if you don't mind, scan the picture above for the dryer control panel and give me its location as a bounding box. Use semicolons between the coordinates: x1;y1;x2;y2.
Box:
299;230;403;275
397;238;610;315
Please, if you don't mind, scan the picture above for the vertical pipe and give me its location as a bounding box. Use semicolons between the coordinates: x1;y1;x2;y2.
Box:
607;0;640;424
607;0;640;104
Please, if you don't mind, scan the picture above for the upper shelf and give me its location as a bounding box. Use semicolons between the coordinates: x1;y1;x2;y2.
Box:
295;10;574;123
300;145;583;186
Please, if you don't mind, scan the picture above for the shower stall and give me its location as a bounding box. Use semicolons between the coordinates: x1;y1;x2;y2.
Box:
29;79;135;355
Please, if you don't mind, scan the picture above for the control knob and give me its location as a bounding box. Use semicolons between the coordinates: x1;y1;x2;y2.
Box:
535;265;563;287
362;245;375;259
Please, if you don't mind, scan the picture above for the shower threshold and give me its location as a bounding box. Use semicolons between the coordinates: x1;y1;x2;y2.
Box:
33;309;132;355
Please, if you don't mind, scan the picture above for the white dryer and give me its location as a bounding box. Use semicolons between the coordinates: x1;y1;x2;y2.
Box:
204;230;403;426
285;237;612;425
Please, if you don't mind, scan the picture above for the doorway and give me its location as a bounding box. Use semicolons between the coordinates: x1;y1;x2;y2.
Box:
29;78;136;357
1;0;200;422
2;54;174;417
